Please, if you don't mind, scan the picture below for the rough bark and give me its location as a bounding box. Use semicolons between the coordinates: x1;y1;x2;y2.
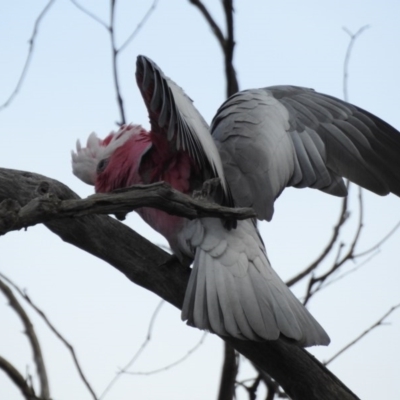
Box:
0;168;360;400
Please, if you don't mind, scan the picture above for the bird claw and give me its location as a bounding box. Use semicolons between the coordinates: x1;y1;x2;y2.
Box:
193;178;221;202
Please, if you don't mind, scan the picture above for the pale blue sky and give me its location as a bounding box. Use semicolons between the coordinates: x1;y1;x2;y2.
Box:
1;1;400;399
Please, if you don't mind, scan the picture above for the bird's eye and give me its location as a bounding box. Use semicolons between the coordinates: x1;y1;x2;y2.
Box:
97;158;109;173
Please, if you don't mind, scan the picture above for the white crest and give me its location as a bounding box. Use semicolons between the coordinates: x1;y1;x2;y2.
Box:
71;125;144;185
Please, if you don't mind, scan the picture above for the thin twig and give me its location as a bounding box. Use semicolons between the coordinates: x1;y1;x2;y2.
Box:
109;0;126;125
286;187;350;287
69;0;108;28
188;0;225;47
99;300;164;399
125;332;207;375
118;0;160;53
343;25;370;102
235;374;262;400
303;187;364;305
325;303;400;365
0;355;38;400
0;0;56;111
354;220;400;258
0;272;98;400
0;278;50;399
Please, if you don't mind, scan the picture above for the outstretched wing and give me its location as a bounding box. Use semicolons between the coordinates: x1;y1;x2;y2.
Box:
135;55;232;204
179;217;330;347
211;86;400;221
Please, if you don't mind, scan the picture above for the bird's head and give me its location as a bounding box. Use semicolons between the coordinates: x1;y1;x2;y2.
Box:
71;124;152;192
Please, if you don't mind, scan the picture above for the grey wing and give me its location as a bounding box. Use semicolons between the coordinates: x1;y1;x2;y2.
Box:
135;56;231;202
211;86;400;221
179;218;330;347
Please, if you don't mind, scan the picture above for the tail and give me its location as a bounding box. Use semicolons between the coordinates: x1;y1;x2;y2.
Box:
179;218;330;347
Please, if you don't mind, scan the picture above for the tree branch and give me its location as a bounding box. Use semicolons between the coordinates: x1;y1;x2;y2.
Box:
0;278;50;399
221;0;239;96
69;0;109;28
188;0;225;47
0;179;255;236
0;355;38;400
0;272;98;400
0;0;56;111
217;344;238;400
125;332;207;376
342;25;370;102
99;300;164;399
118;0;160;53
286;187;350;287
0;168;360;400
325;303;400;365
188;0;238;97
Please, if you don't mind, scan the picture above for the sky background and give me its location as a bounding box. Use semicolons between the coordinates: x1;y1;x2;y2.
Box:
1;1;400;399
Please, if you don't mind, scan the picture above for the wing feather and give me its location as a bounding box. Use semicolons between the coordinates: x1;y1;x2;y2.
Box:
180;218;330;346
136;55;232;204
211;85;400;220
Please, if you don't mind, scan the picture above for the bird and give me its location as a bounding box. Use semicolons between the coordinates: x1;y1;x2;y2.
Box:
71;55;400;347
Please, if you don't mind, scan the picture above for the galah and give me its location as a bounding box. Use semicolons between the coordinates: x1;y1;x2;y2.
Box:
72;55;400;347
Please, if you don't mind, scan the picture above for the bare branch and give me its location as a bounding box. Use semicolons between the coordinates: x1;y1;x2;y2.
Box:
0;0;56;111
354;220;400;258
71;1;157;125
303;187;364;305
251;366;288;399
286;186;350;287
0;180;255;236
125;332;207;376
221;0;239;96
0;272;98;400
118;0;160;53
218;343;239;400
188;0;225;47
325;303;400;365
99;300;164;399
0;355;38;400
69;0;109;29
0;278;50;399
109;0;126;125
343;25;370;101
235;374;262;400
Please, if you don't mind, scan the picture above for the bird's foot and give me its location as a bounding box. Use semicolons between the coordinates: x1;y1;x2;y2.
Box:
193;177;221;202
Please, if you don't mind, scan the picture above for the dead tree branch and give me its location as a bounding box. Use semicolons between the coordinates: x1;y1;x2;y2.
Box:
0;0;56;111
218;344;238;400
303;186;364;305
0;168;360;400
71;0;159;125
0;278;50;399
286;188;350;287
99;300;164;399
69;0;108;28
0;272;98;400
343;25;370;102
125;332;207;376
189;0;239;97
0;355;38;400
325;303;400;365
118;0;160;53
0;179;255;237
